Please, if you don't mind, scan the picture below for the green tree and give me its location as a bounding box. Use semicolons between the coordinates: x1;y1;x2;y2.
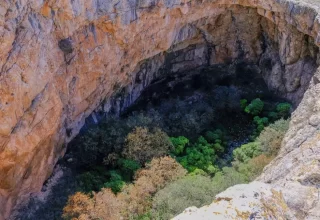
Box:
253;116;269;133
123;127;173;165
117;158;141;177
244;98;264;116
103;170;125;193
276;103;291;118
233;142;262;163
170;136;189;156
152;175;216;219
205;129;226;154
177;136;216;173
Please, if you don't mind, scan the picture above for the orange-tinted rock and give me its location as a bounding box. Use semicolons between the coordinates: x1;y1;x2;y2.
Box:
0;0;320;218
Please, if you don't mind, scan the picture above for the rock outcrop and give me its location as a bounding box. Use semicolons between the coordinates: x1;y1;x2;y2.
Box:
173;181;294;220
1;0;320;219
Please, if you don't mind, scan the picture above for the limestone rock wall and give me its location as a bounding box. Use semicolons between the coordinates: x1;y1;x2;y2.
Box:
1;0;320;218
173;181;295;220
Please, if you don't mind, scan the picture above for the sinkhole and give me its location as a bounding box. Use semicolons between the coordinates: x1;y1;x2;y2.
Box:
12;5;320;220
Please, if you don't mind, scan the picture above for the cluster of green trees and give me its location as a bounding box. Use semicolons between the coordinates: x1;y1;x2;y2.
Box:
170;129;226;174
241;98;291;135
63;96;291;220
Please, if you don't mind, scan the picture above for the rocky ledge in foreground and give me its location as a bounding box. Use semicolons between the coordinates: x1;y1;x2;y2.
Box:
173;181;294;220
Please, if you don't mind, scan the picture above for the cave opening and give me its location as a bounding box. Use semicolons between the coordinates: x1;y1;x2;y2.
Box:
11;4;320;220
13;60;294;219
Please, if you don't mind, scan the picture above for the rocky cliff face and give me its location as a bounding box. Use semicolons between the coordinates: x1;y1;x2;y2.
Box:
1;0;320;219
173;181;295;219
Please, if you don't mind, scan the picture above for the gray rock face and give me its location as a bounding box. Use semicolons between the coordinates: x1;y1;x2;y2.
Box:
258;69;320;219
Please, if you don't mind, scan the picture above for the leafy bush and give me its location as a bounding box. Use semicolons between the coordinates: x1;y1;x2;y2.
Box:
118;156;187;218
117;158;141;177
237;154;273;181
153;166;247;219
152;175;217;219
244;98;264;116
276;103;291;118
253;116;269;133
91;188;122;220
233;142;262;163
257;119;289;156
123;127;173;165
62;192;93;220
161;100;215;138
126;112;163;130
65;157;186;220
205;129;227;154
72;118;128;167
268;111;278;121
240;99;248;110
76;167;109;193
103;171;125;193
177;136;216;173
170;136;189;156
63;189;122;220
211;167;247;192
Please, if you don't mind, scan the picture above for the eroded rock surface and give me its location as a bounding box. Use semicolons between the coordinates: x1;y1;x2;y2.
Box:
1;0;320;218
173;181;294;220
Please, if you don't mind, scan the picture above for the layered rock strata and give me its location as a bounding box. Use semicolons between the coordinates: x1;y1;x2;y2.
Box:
0;0;320;218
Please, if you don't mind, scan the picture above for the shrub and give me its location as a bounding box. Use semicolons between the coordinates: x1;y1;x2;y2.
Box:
123;127;173;165
152;175;216;219
126;112;162;130
188;168;208;176
91;188;122;220
268;118;290;131
63;189;123;220
170;136;189;156
276;103;291;118
177;136;216;172
257;119;289;156
233;142;262;163
76;168;109;193
244;98;264;116
163;103;215;138
62;192;93;219
103;171;125;193
205;129;227;154
73;118;128;167
253;116;269;133
206;164;219;175
117;158;141;177
237;154;273;181
103;152;120;166
211;167;247;192
118;156;187;218
268;111;278;121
